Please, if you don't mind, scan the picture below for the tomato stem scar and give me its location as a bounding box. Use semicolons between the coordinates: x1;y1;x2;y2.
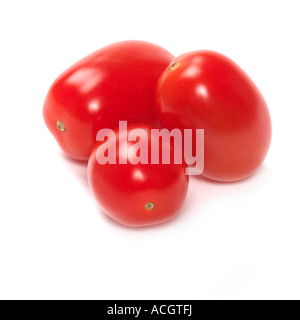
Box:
168;61;180;71
57;121;65;132
145;201;154;211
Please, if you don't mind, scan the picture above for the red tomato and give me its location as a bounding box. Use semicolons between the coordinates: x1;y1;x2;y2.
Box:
43;41;174;160
155;51;272;182
87;124;189;227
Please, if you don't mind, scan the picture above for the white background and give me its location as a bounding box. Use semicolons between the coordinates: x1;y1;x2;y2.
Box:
0;0;299;300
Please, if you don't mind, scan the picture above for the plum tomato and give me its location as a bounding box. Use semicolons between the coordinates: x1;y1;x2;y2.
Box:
155;50;272;182
87;123;189;227
43;41;174;160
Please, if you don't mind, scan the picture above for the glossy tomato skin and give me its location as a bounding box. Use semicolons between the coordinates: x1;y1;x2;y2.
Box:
155;51;272;182
87;124;189;227
43;41;174;160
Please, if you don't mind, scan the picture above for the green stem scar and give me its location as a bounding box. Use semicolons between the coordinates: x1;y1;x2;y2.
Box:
57;121;65;132
145;201;154;211
168;61;180;71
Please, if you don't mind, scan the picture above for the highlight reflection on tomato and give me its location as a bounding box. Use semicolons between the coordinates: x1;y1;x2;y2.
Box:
87;124;189;227
155;50;272;182
43;41;174;160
